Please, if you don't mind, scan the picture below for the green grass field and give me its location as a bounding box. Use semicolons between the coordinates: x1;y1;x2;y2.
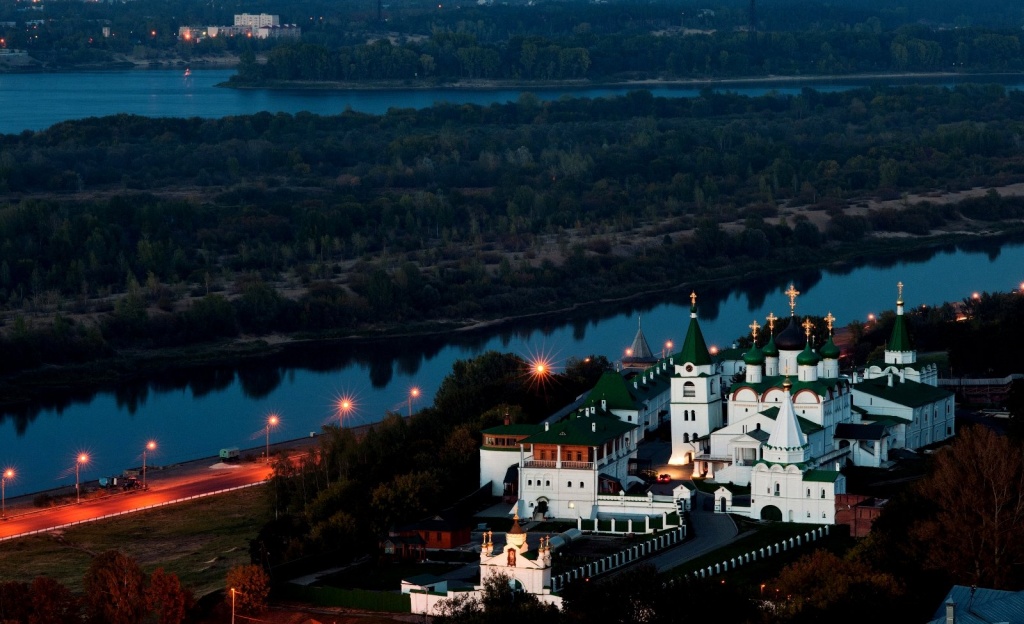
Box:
0;486;271;596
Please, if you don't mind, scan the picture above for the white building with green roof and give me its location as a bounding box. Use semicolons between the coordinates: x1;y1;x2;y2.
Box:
668;293;725;465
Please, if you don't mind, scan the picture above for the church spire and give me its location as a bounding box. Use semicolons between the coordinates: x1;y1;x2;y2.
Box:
888;281;912;352
764;378;808;464
679;291;712;366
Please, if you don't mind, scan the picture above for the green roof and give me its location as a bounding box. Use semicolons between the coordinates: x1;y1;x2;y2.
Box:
854;376;952;408
860;414;912;426
679;307;712;366
760;405;823;435
520;412;636;446
820;336;841;359
888;312;912;352
797;343;820;366
585;371;638;411
804;469;842;483
762;334;779;357
731;375;847;399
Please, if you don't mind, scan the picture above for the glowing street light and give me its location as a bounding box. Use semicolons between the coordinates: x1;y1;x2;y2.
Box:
265;414;279;463
230;587;238;624
663;339;674;358
336;397;354;428
142;441;156;490
408;388;420;417
75;453;88;504
1;468;13;520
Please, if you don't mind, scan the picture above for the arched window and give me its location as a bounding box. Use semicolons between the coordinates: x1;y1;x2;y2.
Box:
683;382;696;398
821;489;826;499
684;433;690;443
580;481;585;488
567;481;572;488
774;483;780;496
693;431;698;442
806;489;810;497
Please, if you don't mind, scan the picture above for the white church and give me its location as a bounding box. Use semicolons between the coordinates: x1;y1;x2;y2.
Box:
479;282;953;527
670;283;954;523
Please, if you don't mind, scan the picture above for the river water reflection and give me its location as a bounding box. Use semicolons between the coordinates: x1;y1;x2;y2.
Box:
1;237;1023;496
1;69;1023;134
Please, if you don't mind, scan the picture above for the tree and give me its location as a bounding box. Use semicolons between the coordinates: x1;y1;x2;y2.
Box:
83;550;148;624
769;549;903;623
225;565;270;616
145;568;193;624
30;576;81;624
0;580;31;623
1006;379;1024;440
914;425;1024;588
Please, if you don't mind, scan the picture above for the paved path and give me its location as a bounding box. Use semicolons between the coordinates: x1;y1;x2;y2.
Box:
646;490;743;574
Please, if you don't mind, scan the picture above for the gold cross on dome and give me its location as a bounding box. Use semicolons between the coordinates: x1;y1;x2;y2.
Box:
785;283;800;315
824;312;835;334
766;311;778;332
749;319;760;340
690;291;697;307
897;281;904;301
802;317;814;338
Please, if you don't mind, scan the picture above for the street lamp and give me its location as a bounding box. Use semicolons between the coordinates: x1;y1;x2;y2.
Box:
75;453;88;504
663;340;674;358
408;388;420;417
142;441;156;489
265;414;279;463
336;397;353;428
1;468;13;520
230;587;237;624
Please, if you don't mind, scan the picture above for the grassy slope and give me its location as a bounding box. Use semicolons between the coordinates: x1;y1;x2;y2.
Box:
0;486;270;596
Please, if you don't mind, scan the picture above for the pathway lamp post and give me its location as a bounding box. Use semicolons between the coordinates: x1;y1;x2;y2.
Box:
142;441;156;489
75;453;88;504
1;468;13;519
408;388;420;418
265;415;279;463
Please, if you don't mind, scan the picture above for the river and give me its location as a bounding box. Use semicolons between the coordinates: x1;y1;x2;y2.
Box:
2;69;1024;135
2;69;1024;496
1;236;1023;497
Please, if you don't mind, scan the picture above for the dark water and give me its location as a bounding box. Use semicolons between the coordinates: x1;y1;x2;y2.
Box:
1;236;1023;497
1;69;1023;135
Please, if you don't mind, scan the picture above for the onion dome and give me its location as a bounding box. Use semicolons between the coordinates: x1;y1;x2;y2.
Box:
775;319;805;351
762;334;779;357
820;336;841;360
743;344;766;365
797;342;820;366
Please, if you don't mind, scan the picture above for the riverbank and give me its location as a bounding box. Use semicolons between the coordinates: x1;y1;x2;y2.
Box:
219;70;1024;91
1;226;1020;413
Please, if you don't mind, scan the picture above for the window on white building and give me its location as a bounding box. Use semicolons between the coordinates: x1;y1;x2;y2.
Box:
821;489;825;499
545;480;550;487
528;479;532;486
567;481;572;487
806;489;810;497
580;481;585;488
684;382;696;398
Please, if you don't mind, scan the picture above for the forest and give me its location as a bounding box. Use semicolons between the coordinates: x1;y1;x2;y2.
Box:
0;84;1023;378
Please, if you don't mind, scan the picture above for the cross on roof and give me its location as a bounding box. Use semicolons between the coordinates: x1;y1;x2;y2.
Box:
897;281;904;303
690;291;697;307
785;284;800;316
749;319;760;340
766;311;778;332
824;312;835;334
802;317;814;338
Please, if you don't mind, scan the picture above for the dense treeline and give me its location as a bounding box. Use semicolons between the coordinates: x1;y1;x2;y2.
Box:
1;85;1024;372
236;25;1024;83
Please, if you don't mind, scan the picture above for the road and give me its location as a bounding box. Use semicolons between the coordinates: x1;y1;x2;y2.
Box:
0;457;274;541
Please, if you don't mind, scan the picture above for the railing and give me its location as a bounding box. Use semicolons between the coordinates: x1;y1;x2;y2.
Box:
560;461;594;470
524;460;557;469
0;481;266;543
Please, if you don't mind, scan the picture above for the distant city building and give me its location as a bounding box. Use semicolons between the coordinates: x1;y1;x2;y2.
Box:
234;13;279;28
178;15;299;42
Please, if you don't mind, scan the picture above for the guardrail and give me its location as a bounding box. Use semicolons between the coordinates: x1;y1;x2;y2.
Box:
0;480;267;543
